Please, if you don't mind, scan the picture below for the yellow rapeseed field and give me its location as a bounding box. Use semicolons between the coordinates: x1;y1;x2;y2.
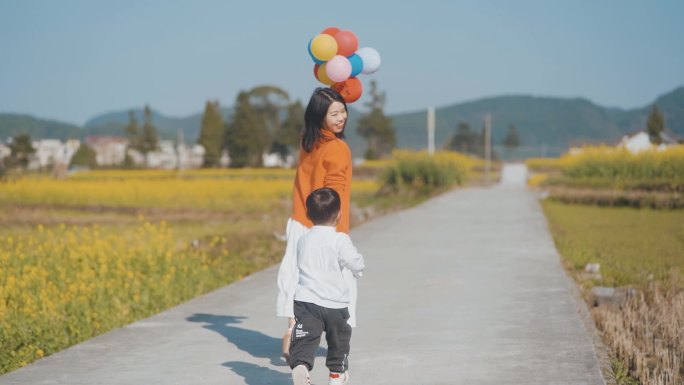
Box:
0;169;379;211
1;178;291;210
561;145;684;180
0;168;381;373
68;168;296;180
0;220;234;373
528;145;684;180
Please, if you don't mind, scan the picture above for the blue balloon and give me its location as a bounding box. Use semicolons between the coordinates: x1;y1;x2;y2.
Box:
308;38;325;65
348;53;363;77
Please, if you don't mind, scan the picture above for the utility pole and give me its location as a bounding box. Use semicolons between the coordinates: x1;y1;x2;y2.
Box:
427;106;435;156
484;113;492;184
176;128;184;170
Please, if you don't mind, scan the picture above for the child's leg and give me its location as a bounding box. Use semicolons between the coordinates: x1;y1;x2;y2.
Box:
290;301;324;371
282;317;296;359
323;307;352;374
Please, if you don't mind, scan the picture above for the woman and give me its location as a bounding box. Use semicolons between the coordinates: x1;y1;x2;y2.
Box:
276;87;355;362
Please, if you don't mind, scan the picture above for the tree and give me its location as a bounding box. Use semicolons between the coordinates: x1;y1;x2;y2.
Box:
248;85;290;155
69;144;97;169
224;91;266;167
446;122;477;154
503;124;520;148
197;100;225;167
124;110;141;151
6;133;35;169
646;105;665;144
502;124;520;159
140;105;159;155
357;81;396;159
271;101;304;163
445;121;495;159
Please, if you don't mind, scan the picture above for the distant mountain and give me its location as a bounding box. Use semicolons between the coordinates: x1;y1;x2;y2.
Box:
83;108;235;142
2;86;682;158
0;114;81;140
391;86;684;156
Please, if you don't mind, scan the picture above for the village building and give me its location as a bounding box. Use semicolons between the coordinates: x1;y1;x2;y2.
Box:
618;130;683;154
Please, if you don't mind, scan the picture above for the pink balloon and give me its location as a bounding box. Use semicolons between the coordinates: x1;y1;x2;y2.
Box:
325;55;352;83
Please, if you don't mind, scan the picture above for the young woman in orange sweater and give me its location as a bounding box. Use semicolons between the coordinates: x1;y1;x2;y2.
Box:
276;87;356;363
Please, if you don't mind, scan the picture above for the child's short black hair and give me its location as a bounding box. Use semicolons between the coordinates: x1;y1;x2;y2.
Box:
306;187;341;225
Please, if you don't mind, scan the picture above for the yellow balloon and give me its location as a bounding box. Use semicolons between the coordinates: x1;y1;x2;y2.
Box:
311;34;338;61
317;63;335;85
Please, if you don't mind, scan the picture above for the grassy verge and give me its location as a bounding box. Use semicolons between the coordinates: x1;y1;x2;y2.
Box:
541;200;684;385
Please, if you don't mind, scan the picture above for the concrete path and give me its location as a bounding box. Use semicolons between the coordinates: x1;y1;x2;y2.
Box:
0;164;605;385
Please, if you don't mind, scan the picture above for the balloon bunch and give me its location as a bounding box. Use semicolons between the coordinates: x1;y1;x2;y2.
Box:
308;27;381;103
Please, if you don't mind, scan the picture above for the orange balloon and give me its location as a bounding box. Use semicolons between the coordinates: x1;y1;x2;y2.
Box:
332;77;363;103
321;26;340;36
334;30;359;57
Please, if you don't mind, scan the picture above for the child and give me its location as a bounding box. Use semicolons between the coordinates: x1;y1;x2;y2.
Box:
290;187;365;385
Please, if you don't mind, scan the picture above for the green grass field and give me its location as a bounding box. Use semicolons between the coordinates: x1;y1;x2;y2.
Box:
541;200;684;287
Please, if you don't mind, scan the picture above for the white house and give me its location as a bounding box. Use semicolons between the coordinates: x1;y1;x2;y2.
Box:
131;142;206;169
187;144;206;168
262;152;294;168
619;130;682;154
146;140;176;169
0;142;11;161
29;139;81;170
86;136;128;166
619;131;652;153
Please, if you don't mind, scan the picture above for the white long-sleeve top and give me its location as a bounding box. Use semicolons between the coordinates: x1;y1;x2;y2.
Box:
294;225;365;310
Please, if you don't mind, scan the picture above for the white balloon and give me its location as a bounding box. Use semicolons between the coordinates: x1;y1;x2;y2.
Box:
356;47;381;74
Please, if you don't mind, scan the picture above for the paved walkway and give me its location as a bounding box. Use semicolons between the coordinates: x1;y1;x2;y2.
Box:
0;164;605;385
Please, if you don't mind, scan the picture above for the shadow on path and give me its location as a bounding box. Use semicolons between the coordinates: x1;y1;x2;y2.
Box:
222;361;291;385
187;313;326;384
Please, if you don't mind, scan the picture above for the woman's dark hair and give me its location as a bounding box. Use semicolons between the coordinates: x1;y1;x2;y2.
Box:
306;187;341;225
301;87;347;153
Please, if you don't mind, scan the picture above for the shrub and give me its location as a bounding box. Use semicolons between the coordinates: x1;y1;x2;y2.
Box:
379;150;471;195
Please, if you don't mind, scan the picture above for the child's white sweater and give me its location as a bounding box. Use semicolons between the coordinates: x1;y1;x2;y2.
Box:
294;226;365;310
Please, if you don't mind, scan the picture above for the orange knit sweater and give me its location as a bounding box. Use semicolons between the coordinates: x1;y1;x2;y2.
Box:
291;130;352;234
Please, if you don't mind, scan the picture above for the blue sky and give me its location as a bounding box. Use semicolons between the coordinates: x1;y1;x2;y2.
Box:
1;0;683;126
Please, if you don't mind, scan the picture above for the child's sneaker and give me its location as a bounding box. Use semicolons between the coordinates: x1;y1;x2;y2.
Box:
329;371;350;385
292;364;310;385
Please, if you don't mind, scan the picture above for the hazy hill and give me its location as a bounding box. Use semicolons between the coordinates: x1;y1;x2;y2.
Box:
2;86;682;158
0;114;81;140
392;86;684;156
83;108;235;142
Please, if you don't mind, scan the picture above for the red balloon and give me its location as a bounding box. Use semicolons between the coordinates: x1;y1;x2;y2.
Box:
321;26;340;36
314;64;320;80
332;77;363;103
334;30;359;57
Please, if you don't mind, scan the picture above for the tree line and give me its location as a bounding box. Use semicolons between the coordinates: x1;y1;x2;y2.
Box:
445;121;520;159
2;85;671;174
1;80;399;174
188;81;397;168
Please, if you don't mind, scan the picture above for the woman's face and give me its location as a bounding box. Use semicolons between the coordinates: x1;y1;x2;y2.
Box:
322;101;347;134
